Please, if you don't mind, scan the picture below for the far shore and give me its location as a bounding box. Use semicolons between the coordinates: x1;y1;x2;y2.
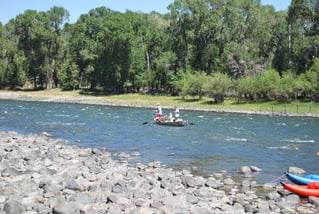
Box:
0;90;319;118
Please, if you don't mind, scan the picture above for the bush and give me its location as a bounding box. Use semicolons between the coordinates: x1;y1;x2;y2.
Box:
204;72;232;103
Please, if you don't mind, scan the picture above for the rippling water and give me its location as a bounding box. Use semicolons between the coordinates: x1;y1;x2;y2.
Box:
1;100;318;182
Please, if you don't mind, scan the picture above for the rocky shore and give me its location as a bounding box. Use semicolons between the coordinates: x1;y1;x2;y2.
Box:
1;131;319;213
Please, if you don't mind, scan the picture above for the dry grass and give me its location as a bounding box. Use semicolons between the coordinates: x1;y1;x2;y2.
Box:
0;89;318;116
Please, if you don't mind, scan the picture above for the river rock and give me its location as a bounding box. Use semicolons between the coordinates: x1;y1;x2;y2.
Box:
3;200;25;214
1;167;19;177
238;166;252;174
287;166;306;174
309;196;319;206
250;165;262;172
52;202;81;214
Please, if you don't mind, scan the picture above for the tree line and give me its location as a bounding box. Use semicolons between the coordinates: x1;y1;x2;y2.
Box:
0;0;318;103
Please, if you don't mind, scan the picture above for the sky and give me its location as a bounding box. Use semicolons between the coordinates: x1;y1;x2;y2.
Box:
0;0;291;25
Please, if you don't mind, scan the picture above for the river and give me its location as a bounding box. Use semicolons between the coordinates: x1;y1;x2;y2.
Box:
1;100;318;183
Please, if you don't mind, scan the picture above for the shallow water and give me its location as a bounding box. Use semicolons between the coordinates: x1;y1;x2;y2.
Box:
1;100;318;183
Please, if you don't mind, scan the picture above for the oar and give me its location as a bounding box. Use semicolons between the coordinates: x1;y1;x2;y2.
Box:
142;121;149;125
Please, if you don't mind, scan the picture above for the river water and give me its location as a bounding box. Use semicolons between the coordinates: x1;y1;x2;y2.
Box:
1;100;318;183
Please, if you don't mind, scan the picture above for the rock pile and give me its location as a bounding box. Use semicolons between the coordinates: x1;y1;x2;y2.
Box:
0;131;318;213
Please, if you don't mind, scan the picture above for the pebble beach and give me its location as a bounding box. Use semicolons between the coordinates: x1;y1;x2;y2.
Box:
1;131;319;214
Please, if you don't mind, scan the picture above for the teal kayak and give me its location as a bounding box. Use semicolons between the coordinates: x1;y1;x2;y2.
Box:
286;172;319;185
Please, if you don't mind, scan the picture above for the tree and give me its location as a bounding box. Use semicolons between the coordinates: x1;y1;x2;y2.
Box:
271;11;290;74
59;59;79;90
297;58;319;101
175;70;207;99
236;75;256;101
204;72;232;103
154;51;177;90
1;19;28;89
279;72;298;101
43;6;70;89
258;69;281;100
287;0;319;74
13;10;40;89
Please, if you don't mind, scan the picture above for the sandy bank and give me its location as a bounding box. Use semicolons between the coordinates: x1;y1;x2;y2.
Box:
0;90;318;118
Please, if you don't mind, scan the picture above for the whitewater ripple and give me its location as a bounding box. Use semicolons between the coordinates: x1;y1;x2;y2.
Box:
283;139;315;143
225;137;248;142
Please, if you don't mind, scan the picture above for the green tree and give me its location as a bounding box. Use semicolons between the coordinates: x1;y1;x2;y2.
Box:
1;20;28;88
43;6;70;89
271;11;290;73
175;71;207;99
287;0;319;74
236;76;257;101
257;69;281;100
204;72;232;103
297;58;319;101
59;59;79;90
13;10;40;88
279;72;298;101
154;51;177;90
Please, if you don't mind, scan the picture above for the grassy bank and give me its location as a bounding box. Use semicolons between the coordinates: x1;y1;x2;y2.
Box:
0;89;318;116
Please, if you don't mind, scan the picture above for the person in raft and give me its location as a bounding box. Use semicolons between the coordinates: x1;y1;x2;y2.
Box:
317;152;319;157
168;112;173;122
155;103;162;120
174;106;180;121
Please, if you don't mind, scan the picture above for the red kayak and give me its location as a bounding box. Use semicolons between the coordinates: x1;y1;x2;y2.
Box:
281;181;319;197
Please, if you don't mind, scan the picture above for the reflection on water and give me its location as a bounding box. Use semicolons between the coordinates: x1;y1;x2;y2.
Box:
0;100;319;183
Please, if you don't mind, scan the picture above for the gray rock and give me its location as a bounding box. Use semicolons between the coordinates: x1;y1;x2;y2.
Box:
64;177;83;191
206;178;223;189
118;152;130;158
186;194;199;204
107;194;119;203
69;193;92;204
266;191;282;201
224;177;235;185
150;200;163;209
130;207;155;214
161;195;187;209
39;180;60;195
112;183;125;193
309;196;319;206
3;200;25;214
106;204;123;214
287;166;306;174
256;200;271;213
1;167;19;177
181;175;196;187
52;202;81;214
134;198;148;207
296;205;317;214
286;194;300;205
263;182;277;190
250;165;262;172
244;204;258;213
238;166;252;174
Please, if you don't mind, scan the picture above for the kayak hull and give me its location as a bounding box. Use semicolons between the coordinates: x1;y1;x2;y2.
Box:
286;173;319;185
281;182;319;197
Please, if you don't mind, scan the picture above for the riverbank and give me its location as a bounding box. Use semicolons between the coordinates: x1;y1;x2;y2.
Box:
1;131;319;213
0;89;319;118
